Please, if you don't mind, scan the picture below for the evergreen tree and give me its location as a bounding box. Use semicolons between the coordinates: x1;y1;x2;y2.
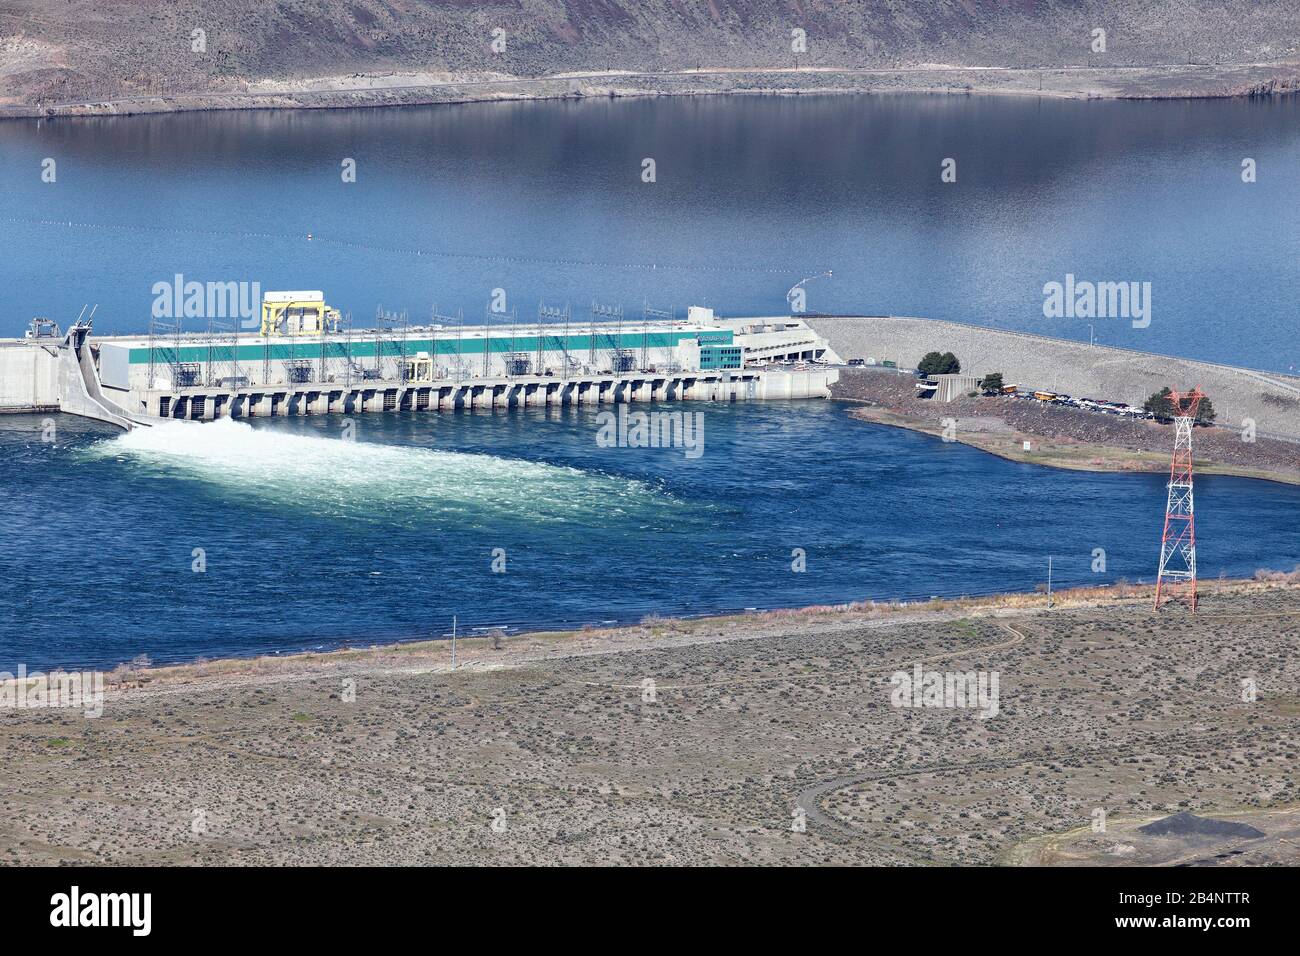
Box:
918;351;961;375
1144;387;1216;423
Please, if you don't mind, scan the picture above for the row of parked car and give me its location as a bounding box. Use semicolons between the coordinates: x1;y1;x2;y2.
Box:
1001;385;1154;419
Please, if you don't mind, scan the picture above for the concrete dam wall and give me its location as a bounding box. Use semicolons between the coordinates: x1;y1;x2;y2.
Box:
1;332;149;429
0;340;59;413
0;311;843;429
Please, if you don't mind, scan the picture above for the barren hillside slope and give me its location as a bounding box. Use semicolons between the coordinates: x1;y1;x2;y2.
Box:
1;0;1298;113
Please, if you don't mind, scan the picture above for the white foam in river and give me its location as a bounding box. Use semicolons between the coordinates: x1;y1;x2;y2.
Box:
89;417;668;525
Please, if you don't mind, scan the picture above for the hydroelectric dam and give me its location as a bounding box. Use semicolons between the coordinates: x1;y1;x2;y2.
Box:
0;295;841;430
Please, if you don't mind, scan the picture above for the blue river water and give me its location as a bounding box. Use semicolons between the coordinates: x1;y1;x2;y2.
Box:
1;402;1298;670
1;94;1298;370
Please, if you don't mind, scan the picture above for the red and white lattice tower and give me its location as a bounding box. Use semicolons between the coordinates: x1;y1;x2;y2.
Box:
1154;387;1205;611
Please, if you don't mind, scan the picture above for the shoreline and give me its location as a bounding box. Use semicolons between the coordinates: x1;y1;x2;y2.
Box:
3;62;1298;121
839;399;1300;486
16;576;1292;697
817;321;1300;486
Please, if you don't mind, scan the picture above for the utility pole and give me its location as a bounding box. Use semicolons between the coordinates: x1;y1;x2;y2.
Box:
451;614;457;669
1047;556;1053;608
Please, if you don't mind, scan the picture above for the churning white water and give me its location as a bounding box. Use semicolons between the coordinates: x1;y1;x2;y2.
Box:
89;418;668;525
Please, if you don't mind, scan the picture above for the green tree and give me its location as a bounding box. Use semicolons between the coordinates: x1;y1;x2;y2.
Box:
1144;387;1216;423
918;351;961;375
1143;387;1174;419
979;372;1004;393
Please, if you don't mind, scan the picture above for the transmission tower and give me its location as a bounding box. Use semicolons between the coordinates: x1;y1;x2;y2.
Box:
375;306;409;381
262;322;272;386
202;320;216;387
561;303;572;378
431;304;462;381
342;312;355;388
205;318;240;388
642;301;673;371
535;300;547;373
537;302;566;376
505;307;523;377
482;305;495;377
1154;386;1206;611
590;301;622;373
453;309;466;382
612;304;628;375
373;306;386;379
428;304;441;380
147;315;181;390
397;312;409;381
317;318;329;383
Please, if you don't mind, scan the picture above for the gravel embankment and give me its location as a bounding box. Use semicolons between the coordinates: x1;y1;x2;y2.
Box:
816;316;1300;443
832;366;1300;482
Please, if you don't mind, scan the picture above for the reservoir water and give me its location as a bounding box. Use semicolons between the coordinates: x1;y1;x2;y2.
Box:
1;94;1298;370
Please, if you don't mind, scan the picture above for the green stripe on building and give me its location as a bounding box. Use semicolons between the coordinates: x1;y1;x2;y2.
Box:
128;329;733;364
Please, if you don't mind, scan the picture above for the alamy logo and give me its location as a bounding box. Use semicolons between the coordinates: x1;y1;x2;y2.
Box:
1042;273;1151;328
50;887;151;936
1;665;103;718
595;407;704;459
889;663;1000;719
151;274;261;326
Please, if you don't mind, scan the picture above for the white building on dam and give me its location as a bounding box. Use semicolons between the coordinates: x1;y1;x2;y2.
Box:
0;293;841;430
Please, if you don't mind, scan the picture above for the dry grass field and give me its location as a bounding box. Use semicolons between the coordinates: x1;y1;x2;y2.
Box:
2;580;1297;866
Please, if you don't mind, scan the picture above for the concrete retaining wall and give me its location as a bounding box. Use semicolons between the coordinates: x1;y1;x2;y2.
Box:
814;316;1300;441
0;341;59;411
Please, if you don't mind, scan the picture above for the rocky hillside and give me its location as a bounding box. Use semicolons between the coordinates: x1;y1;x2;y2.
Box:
1;0;1298;108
